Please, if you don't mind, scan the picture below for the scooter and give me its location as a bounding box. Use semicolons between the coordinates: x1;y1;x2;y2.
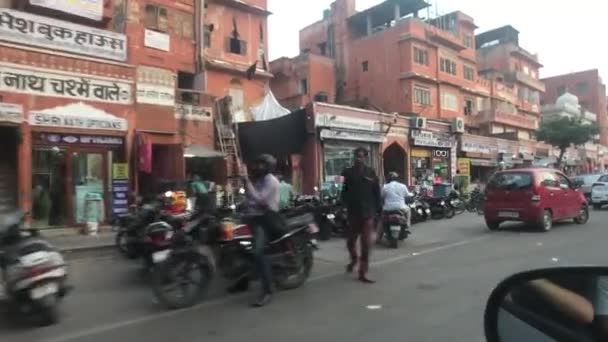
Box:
0;211;70;326
379;210;410;248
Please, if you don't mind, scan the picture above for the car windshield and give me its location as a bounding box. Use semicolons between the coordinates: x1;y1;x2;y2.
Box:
487;172;533;190
574;174;602;185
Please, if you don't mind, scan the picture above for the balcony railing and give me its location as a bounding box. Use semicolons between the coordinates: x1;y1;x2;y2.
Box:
505;71;546;92
425;25;466;51
476;109;538;130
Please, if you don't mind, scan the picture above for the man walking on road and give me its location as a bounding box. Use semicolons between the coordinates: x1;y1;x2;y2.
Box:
341;147;381;283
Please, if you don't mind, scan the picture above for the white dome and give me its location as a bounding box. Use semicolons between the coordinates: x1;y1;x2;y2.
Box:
556;92;579;106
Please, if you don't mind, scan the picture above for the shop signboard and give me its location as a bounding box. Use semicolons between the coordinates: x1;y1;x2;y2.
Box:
0;9;127;61
0;103;22;124
175;104;212;121
320;129;384;143
0;64;133;104
136;84;175;106
29;102;128;131
36;133;123;146
411;130;454;148
461;141;493;154
144;29;170;52
111;163;129;217
457;158;471;176
316;113;380;132
30;0;104;21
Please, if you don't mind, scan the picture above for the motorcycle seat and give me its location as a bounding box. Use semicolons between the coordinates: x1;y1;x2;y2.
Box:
269;213;315;245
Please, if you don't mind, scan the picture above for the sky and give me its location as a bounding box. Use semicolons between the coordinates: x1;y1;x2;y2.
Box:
267;0;608;81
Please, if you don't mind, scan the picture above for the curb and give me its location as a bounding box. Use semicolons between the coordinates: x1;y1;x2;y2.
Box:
60;244;117;260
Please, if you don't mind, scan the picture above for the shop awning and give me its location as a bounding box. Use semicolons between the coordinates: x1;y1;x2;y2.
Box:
184;145;224;158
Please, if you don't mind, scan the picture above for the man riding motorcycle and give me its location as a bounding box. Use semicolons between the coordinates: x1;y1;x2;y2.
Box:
241;154;283;308
381;172;413;229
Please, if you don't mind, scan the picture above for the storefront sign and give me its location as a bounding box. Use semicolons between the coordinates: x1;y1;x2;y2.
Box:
175;104;212;121
457;158;471;176
29;102;128;131
111;179;129;216
0;9;127;61
0;102;22;123
112;163;129;180
411;130;454;148
0;64;132;104
316;113;380;132
144;29;170;52
461;141;492;154
37;133;123;145
433;150;449;158
30;0;104;21
411;148;430;158
320;129;384;143
136;84;175;106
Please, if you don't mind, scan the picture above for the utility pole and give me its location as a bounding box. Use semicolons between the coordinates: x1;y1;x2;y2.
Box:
195;0;206;92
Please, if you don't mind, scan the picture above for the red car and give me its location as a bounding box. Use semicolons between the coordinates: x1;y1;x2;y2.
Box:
483;168;589;232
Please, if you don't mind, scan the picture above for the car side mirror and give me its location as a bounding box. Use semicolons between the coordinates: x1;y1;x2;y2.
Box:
559;183;569;190
484;267;608;342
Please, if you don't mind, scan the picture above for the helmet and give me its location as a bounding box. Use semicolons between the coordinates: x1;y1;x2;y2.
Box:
387;172;399;182
254;154;277;173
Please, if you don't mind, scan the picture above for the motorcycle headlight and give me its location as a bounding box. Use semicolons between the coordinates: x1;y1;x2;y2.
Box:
440;201;445;206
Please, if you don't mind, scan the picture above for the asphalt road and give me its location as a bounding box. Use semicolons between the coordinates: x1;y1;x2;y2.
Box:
3;209;608;342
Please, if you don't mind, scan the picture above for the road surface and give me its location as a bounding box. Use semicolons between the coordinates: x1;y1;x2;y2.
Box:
2;209;608;342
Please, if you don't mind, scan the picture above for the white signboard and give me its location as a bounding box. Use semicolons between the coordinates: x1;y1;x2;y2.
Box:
0;9;127;61
29;102;127;131
0;103;23;124
320;129;384;143
136;84;175;106
0;64;133;105
462;141;492;154
30;0;104;21
316;113;379;132
175;104;212;121
144;29;170;52
411;130;454;148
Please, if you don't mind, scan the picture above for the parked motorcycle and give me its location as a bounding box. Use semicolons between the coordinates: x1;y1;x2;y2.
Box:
151;209;318;309
408;195;431;224
425;195;456;219
446;190;466;215
379;210;410;248
0;211;70;326
466;187;484;215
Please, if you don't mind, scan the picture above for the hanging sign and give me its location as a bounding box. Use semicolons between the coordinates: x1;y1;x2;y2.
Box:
457;158;471;176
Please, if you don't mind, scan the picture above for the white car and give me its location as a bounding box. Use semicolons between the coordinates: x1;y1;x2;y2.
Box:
591;174;608;209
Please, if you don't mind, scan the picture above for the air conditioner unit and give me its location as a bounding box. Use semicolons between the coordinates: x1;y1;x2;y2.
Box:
411;117;427;129
452;117;465;134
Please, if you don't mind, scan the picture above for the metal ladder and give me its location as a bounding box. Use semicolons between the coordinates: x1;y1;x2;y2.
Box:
215;98;243;188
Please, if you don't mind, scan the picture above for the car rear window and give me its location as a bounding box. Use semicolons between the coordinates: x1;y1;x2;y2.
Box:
598;175;608;183
487;172;533;190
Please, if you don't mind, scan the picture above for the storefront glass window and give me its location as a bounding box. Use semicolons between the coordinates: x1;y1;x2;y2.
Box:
32;149;68;228
72;152;105;224
323;142;375;182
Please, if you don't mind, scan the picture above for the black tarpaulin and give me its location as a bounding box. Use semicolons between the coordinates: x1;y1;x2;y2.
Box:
237;109;307;162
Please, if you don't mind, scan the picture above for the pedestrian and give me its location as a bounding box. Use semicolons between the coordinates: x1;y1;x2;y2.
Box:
341;147;381;283
278;175;295;210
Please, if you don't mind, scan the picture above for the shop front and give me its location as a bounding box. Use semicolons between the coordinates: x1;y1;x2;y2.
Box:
0;103;23;213
28;103;128;228
410;130;455;187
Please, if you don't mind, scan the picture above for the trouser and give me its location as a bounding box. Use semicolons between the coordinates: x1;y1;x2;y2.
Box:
347;215;375;276
251;212;285;295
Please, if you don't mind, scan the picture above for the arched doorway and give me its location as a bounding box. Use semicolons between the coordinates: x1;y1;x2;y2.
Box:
383;143;407;183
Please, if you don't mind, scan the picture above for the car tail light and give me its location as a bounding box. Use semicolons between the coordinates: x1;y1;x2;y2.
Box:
531;194;541;202
233;224;253;238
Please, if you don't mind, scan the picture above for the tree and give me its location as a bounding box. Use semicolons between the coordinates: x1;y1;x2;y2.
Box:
537;116;600;167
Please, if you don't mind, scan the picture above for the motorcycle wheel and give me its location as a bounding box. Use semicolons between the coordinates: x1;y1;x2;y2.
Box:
36;296;60;326
115;231;137;259
389;238;398;249
454;205;465;215
318;221;332;241
444;207;456;219
274;243;313;290
152;254;212;310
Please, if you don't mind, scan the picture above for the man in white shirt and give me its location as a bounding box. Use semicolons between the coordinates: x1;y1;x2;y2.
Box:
382;172;413;228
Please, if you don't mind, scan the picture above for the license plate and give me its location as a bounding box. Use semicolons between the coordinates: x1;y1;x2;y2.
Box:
390;225;401;232
498;211;519;219
326;214;335;219
152;250;171;263
30;282;58;299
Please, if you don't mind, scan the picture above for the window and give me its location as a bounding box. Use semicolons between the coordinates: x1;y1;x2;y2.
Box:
555;173;571;189
557;85;566;96
464;98;475;115
488;172;533;190
173;11;194;39
518;87;529;101
314;92;329;102
228;37;247;55
463;65;475;81
362;61;368;72
523;66;530;75
440;57;457;75
318;42;327;56
414;47;428;66
414;86;431;105
440;91;458;111
599;175;608;182
299;79;308;95
203;25;213;48
463;35;473;48
540;172;559;188
576;82;588;93
145;5;168;32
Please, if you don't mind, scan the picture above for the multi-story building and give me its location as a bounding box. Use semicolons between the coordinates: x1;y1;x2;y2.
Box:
541;69;608;146
474;25;544;142
0;0;271;228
